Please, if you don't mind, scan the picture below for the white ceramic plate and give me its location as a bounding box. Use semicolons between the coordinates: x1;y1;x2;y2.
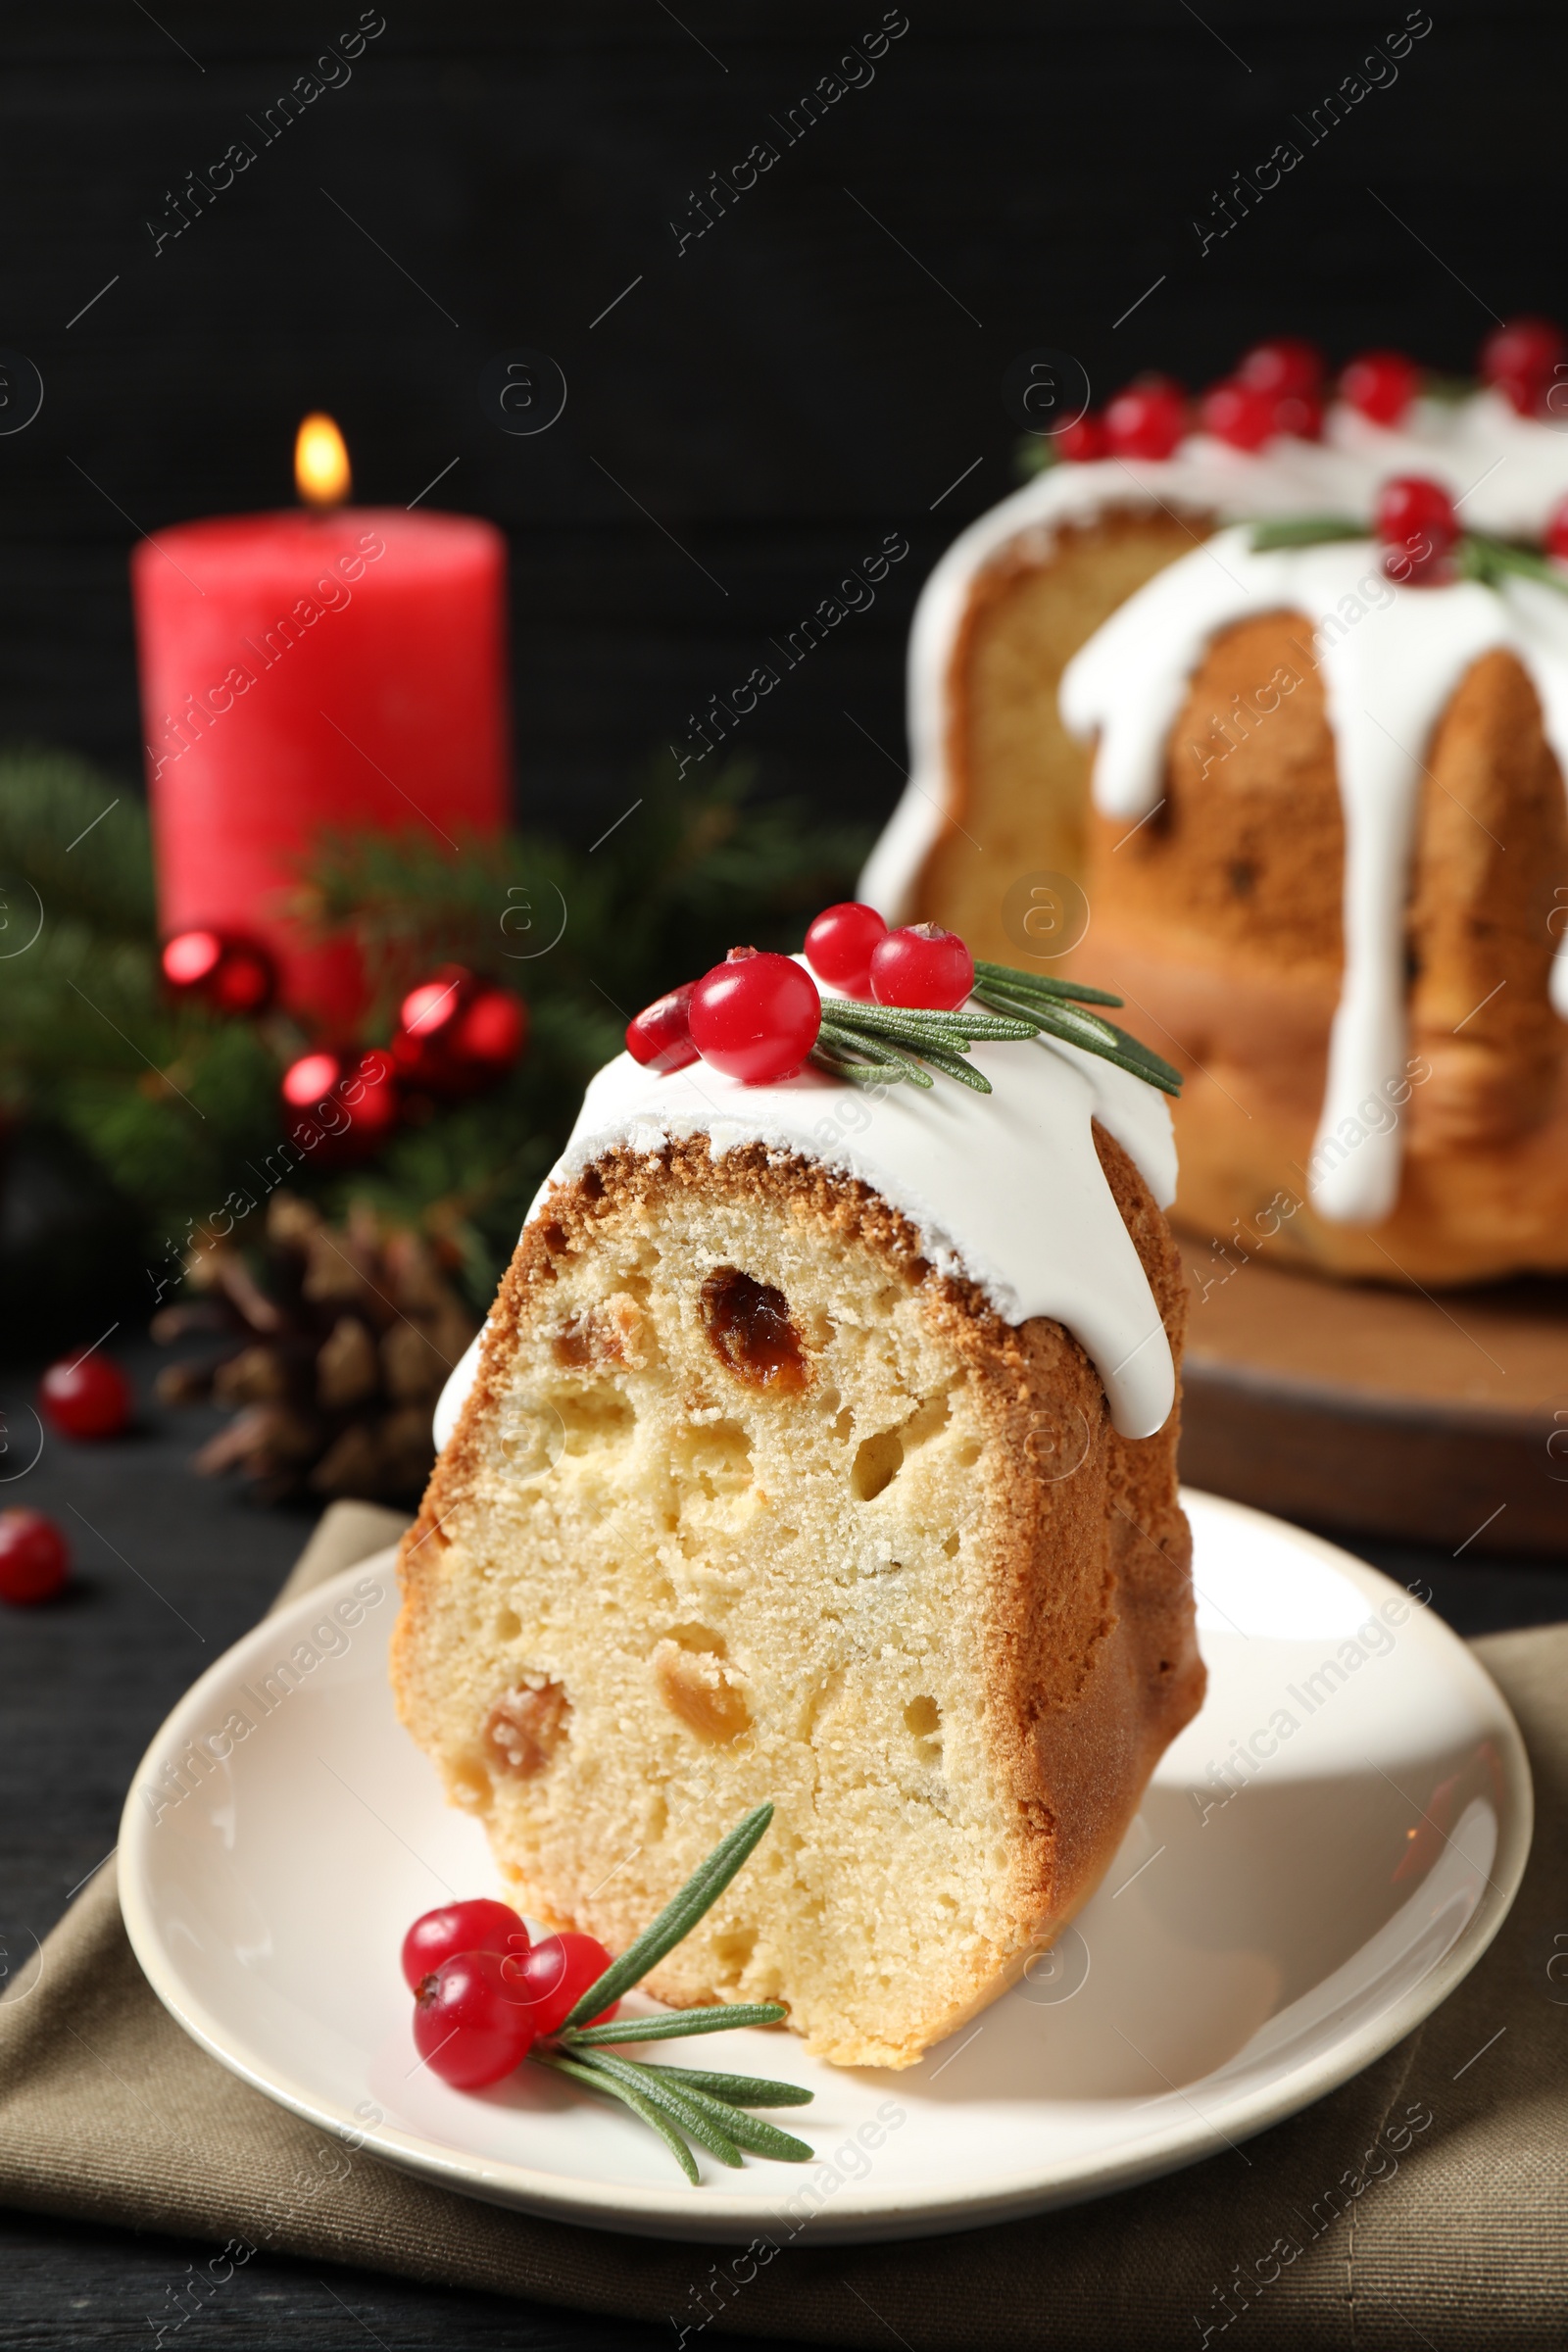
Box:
121;1491;1532;2244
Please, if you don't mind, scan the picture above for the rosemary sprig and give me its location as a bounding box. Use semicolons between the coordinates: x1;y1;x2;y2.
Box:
1249;515;1568;600
524;1802;815;2182
808;962;1181;1098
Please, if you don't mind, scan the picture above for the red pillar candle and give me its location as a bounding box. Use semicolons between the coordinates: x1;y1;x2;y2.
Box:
132;421;509;1027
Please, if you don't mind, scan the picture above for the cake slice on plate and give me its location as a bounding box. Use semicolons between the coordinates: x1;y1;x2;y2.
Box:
392;934;1201;2068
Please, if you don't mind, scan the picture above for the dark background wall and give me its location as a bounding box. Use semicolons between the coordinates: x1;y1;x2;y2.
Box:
2;1;1563;843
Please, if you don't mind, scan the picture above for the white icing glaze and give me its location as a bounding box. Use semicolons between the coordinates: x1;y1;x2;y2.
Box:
860;390;1568;1229
432;985;1180;1448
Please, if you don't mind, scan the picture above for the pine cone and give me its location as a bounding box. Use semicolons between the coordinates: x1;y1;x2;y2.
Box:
153;1194;478;1505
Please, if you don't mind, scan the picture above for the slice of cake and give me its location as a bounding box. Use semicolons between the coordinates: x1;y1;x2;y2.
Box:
862;330;1568;1284
392;956;1201;2069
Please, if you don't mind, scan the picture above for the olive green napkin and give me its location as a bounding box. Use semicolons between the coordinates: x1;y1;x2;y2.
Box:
1;1497;1564;2346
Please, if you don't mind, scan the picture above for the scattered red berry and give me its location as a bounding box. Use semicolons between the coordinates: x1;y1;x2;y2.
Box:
688;948;821;1085
1103;375;1187;461
1200;377;1275;452
1480;316;1566;416
626;981;700;1074
1237;336;1324;400
413;1948;538;2088
1341;349;1420;427
161;928;277;1017
0;1509;69;1605
869;922;975;1012
402;1899;529;1993
39;1350;132;1440
1547;496;1568;564
1054;412;1108;463
803;902;887;996
506;1931;619;2036
1375;474;1457;586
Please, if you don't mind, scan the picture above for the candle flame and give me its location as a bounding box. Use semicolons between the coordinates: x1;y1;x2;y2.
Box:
295;413;351;508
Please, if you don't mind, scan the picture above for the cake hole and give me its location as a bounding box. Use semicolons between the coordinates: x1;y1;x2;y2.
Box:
851;1427;905;1501
580;1167;605;1201
498;1396;566;1477
713;1925;758;1972
1228;859;1256;899
904;1694;943;1767
652;1639;751;1743
552;1389;635;1454
450;1758;490;1809
646;1790;668;1842
941;1532;960;1557
541;1222;567;1254
673;1417;753;1498
701;1267;808;1392
956;1439;982;1470
832;1406;855;1444
495;1607;521;1642
484;1676;571;1777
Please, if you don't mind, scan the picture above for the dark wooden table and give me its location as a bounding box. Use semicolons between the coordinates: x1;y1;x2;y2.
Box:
4;1330;1565;2348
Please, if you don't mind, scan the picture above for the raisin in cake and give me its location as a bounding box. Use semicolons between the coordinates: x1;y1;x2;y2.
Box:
392;1021;1201;2069
862;338;1568;1283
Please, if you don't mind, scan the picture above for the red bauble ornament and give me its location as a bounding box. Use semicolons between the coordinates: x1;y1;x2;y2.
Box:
1104;375;1187;461
1375;474;1457;586
1237;337;1325;400
804;902;887;996
688;948;821;1085
402;1899;528;1993
1200;377;1275;452
1547;496;1568;564
506;1931;619;2035
1055;413;1108;463
391;966;526;1096
39;1350;133;1440
281;1047;401;1164
1480;316;1566;416
412;1948;537;2089
869;922;975;1011
626;981;700;1073
1341;349;1420;426
161;928;277;1016
0;1509;70;1605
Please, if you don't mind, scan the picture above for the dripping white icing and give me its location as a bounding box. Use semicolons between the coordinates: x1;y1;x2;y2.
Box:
859;388;1568;1230
432;994;1180;1448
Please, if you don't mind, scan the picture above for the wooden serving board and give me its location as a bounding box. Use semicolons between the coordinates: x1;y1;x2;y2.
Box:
1175;1238;1568;1557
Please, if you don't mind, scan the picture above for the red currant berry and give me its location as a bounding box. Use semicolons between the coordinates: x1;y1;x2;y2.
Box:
626;981;700;1073
869;922;975;1012
507;1931;619;2036
1341;349;1420;427
1270;388;1324;442
39;1351;132;1440
688;949;821;1085
804;903;887;996
1103;375;1187;461
1375;474;1457;585
1200;377;1275;452
1054;412;1108;463
449;986;527;1077
413;1948;537;2088
1481;316;1566;416
402;1899;528;1992
1237;336;1324;399
1547;496;1568;564
0;1509;70;1605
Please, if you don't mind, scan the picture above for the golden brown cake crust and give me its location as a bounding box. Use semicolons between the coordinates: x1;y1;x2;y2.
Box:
392;1124;1202;2067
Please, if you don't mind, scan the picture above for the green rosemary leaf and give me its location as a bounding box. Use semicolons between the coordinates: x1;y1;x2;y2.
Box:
560;1803;775;2029
1249;514;1366;551
619;2068;813;2163
583;2050;743;2167
814;1026;935;1087
532;2050;699;2183
826;1000;1034;1043
640;2063;813;2107
971;960;1124;1009
1035;1008;1183;1095
1459;533;1568;595
810;1049;912;1088
562;2003;789;2046
903;1042;993;1094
